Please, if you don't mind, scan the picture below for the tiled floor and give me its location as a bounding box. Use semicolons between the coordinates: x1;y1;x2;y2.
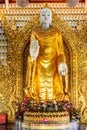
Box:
0;122;87;130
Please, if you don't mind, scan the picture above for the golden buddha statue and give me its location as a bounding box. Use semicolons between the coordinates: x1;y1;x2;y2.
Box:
24;8;69;102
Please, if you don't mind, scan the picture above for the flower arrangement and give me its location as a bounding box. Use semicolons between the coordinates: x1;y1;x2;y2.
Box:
15;96;80;121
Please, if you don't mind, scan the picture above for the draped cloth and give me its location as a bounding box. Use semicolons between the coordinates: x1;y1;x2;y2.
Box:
25;26;69;101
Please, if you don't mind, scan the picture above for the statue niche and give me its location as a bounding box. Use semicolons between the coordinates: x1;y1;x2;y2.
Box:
23;39;71;100
22;7;72;102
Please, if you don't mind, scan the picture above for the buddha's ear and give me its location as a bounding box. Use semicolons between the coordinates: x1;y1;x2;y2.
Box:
49;17;52;25
40;18;42;25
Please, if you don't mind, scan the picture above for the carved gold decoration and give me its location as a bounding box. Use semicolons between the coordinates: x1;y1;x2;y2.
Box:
76;20;87;123
0;8;87;123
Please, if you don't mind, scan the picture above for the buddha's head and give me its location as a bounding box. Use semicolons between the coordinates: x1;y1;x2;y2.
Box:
40;8;52;26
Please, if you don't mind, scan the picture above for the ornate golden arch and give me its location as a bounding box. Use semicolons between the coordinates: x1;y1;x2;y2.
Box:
16;14;78;104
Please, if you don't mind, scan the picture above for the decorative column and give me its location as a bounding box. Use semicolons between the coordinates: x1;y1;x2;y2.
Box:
5;0;9;8
85;0;87;8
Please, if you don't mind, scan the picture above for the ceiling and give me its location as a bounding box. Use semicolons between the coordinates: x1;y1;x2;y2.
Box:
0;0;85;3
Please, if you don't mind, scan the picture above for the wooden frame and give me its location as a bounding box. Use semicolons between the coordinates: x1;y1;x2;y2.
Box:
0;0;5;3
29;0;84;3
0;0;84;3
29;0;66;3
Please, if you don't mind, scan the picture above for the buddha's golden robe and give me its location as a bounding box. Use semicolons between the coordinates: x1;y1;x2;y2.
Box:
25;26;68;101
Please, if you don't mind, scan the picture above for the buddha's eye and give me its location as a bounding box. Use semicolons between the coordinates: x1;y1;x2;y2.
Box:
42;14;45;16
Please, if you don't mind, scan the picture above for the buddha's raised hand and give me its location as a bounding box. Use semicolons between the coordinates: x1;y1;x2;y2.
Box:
30;39;40;60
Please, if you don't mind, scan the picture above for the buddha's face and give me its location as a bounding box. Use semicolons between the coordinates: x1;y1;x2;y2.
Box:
40;8;52;25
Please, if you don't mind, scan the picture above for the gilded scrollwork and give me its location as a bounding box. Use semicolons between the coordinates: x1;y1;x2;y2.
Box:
0;12;40;122
0;12;19;122
0;9;87;123
76;20;87;122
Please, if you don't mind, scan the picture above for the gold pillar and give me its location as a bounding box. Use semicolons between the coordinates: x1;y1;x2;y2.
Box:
85;0;87;8
5;0;9;8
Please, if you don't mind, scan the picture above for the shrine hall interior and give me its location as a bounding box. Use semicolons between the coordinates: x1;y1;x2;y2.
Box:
0;0;87;130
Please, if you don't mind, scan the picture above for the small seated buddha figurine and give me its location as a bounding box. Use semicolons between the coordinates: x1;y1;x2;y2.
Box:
24;7;69;102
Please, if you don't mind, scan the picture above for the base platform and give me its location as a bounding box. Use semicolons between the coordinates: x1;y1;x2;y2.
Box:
22;122;70;130
22;111;70;130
